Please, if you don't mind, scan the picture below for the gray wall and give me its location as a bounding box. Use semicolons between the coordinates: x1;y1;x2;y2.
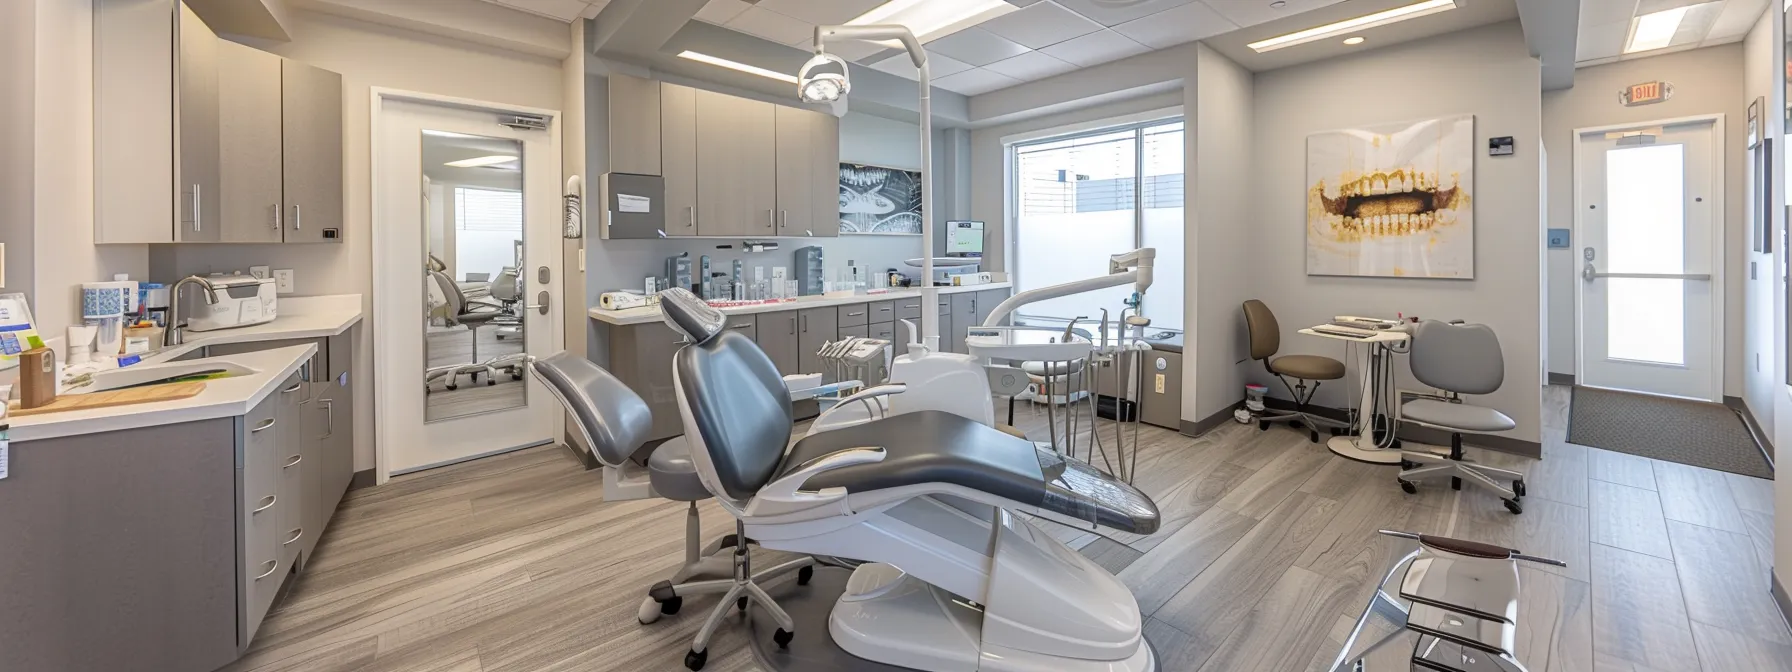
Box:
1739;16;1778;443
1246;22;1544;443
1189;44;1254;426
1540;46;1748;399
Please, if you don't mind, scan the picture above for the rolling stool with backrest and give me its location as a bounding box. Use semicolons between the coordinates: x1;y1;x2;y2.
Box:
528;352;813;667
1242;299;1352;443
1396;320;1527;514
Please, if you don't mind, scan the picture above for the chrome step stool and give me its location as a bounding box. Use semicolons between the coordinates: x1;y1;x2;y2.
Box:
1328;530;1566;672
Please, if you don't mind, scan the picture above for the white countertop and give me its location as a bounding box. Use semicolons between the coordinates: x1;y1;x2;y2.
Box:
6;294;363;442
588;282;1013;326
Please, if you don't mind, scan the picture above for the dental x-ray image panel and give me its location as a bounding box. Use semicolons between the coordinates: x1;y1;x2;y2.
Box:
838;163;922;234
1306;114;1475;278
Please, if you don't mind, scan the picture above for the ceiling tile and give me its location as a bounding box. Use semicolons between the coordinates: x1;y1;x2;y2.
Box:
925;27;1032;66
1055;0;1198;26
694;0;752;25
983;50;1079;80
756;0;885;25
1707;0;1770;40
978;1;1104;49
1040;29;1150;67
871;52;975;79
1115;1;1238;48
580;1;611;19
933;68;1024;95
490;0;589;21
1201;0;1347;29
793;36;887;62
1008;0;1043;6
1576;19;1628;62
1578;0;1638;24
725;6;814;45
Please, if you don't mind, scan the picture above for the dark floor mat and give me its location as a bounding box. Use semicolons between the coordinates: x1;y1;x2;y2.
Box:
1568;386;1772;479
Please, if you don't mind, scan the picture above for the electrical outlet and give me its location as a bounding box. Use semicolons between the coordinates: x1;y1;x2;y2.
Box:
249;265;270;280
1155;374;1165;394
273;269;295;294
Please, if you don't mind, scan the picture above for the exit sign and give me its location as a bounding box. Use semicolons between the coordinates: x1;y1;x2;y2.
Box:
1621;81;1673;106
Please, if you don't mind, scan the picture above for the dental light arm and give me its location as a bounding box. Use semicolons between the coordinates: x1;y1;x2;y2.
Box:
981;248;1157;327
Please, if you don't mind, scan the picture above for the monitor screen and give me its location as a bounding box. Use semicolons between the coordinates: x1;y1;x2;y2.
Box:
946;221;984;257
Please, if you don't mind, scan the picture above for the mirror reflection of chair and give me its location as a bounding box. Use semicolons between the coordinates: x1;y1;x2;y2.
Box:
491;265;523;341
1242;299;1351;443
1396;320;1527;514
425;269;506;391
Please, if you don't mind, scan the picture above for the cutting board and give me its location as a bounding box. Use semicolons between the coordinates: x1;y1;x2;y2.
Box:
7;382;208;417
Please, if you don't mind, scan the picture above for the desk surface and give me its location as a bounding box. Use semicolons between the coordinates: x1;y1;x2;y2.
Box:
1298;327;1411;343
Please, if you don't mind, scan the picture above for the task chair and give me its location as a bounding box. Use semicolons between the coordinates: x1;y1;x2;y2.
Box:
1396;320;1527;514
1242;299;1351;443
425;269;507;390
528;352;813;666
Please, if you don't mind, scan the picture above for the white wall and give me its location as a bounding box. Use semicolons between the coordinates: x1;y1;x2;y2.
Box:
151;9;566;471
1188;44;1255;425
1;0;34;299
1739;19;1780;439
1540;46;1748;401
1246;22;1544;443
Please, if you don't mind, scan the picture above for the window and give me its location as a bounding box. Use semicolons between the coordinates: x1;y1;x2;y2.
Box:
454;187;523;279
1010;118;1184;331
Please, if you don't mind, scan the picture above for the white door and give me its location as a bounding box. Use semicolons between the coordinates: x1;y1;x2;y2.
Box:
373;93;564;476
1576;118;1723;401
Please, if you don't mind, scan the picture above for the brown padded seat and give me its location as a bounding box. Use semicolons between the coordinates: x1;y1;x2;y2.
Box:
1269;354;1345;381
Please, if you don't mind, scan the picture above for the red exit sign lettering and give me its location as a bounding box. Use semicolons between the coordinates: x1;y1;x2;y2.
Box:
1621;81;1672;106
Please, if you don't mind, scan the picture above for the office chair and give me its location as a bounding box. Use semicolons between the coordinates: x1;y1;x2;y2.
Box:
425;269;506;390
1242;299;1351;443
1396;320;1526;514
490;266;523;341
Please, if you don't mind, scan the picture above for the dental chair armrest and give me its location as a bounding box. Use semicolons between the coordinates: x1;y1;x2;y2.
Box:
760;447;888;502
832;383;908;417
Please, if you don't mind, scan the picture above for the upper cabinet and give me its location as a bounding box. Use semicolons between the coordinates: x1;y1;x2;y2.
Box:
600;74;840;240
96;0;344;244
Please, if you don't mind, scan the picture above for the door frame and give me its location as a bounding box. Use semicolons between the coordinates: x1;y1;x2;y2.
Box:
369;88;564;485
1571;113;1726;402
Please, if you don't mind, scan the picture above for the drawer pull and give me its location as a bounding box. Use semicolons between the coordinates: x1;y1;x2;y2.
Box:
729;323;752;330
252;418;277;433
254;560;279;580
284;455;303;469
284;528;304;545
847;311;865;317
903;304;919;309
281;384;303;394
252;495;277;514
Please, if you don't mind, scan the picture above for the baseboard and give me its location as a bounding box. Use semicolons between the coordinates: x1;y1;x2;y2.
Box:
1258;397;1543;459
1774;573;1792;637
1181;402;1242;437
1723;396;1776;471
348;469;375;491
1547;372;1575;386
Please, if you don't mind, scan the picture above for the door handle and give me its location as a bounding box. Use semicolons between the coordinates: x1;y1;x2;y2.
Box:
525;290;550;315
1582;265;1711;282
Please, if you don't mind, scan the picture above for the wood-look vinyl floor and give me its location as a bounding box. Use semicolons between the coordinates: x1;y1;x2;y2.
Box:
227;385;1790;672
426;327;526;418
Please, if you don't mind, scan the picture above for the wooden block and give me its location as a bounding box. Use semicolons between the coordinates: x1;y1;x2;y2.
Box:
1588;480;1673;560
7;381;207;417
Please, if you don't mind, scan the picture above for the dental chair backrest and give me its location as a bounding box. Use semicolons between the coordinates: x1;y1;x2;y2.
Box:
529;351;657;468
1409;320;1504;395
659;288;794;505
429;269;469;323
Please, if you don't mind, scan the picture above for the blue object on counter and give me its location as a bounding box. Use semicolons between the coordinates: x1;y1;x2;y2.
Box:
116;354;142;367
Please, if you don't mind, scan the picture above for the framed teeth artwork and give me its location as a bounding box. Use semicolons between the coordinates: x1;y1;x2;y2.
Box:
1306;114;1476;279
839;163;923;235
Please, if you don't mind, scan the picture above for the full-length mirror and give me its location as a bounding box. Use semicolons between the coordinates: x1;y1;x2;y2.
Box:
422;130;527;421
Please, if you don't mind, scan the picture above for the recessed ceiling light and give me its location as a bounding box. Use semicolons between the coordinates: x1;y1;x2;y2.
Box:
1624;5;1694;54
1248;0;1459;53
1343;36;1365;45
444;155;518;168
676;50;799;84
847;0;1016;43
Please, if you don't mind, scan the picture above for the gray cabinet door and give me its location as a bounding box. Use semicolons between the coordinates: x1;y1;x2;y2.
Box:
217;41;284;243
176;3;221;243
661;83;699;235
612;322;687;441
281;59;344;243
242;395;284;639
810;112;840;237
697;91;777;236
976;289;1010;326
950;293;977;354
609;74;662;175
775;106;813;237
755;311;800;376
798;307;838;377
276;372;307;570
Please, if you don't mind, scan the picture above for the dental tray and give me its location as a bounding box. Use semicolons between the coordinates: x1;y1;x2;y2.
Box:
966;326;1094;362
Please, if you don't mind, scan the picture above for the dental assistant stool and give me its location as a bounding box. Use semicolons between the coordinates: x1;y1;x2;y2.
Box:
1243;300;1352;443
1396;320;1526;514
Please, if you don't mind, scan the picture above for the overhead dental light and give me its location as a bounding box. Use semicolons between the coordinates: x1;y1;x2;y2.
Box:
1247;0;1459;53
847;0;1016;43
797;53;850;103
676;50;799;84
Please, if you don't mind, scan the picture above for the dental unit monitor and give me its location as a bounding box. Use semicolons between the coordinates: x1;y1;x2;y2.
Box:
945;221;983;258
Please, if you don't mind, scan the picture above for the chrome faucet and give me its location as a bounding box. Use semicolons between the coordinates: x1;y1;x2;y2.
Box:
165;275;221;347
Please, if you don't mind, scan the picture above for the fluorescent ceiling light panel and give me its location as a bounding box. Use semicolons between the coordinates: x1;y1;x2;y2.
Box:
445;155;518;168
848;0;1017;42
1623;5;1690;53
1247;0;1458;53
677;50;799;84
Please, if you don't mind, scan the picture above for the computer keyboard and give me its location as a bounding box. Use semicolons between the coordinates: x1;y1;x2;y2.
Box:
1313;326;1373;339
1327;320;1387;331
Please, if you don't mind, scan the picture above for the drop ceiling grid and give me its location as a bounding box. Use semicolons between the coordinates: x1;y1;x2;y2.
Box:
1573;0;1769;65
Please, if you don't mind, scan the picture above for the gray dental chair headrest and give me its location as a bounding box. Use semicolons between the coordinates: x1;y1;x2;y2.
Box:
529;351;655;467
658;288;725;345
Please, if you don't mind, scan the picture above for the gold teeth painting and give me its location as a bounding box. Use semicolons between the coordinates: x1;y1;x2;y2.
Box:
1306;115;1474;278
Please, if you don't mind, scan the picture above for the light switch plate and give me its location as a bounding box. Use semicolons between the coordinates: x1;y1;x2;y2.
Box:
273;269;295;294
1154;373;1165;394
249;265;270;280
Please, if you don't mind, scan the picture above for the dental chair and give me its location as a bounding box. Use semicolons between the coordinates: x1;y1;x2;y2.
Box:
527;352;814;664
660;288;1162;672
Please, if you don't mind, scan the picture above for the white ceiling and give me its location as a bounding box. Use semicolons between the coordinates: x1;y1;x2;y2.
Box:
1576;0;1769;65
477;0;611;22
694;0;1352;96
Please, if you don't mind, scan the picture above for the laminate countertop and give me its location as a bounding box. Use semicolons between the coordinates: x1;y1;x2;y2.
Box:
7;295;362;442
588;282;1014;326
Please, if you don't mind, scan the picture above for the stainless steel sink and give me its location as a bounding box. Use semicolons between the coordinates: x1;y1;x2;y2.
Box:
167;346;212;362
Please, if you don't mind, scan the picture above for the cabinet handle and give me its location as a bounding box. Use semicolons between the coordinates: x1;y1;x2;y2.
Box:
767;209;775;229
903;304;919;309
321;398;334;439
847;311;865;317
284;528;304;545
271;203;281;230
254;560;279;580
190;184;202;232
252;418;277;433
686;205;695;228
729;323;752;330
252;495;277;514
801;315;807;333
281;383;303;394
780;210;787;229
292;204;302;230
284;455;303;469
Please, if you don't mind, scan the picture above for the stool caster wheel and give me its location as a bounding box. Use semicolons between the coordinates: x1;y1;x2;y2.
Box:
797;565;814;586
1451;476;1462;491
685;648;708;671
737;596;749;612
1399;460;1416;470
1309;430;1321;444
1399;479;1417;495
774;628;794;650
1504;499;1523;515
1258;420;1270;431
487;377;496;386
1512;479;1527;498
445;383;458;391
